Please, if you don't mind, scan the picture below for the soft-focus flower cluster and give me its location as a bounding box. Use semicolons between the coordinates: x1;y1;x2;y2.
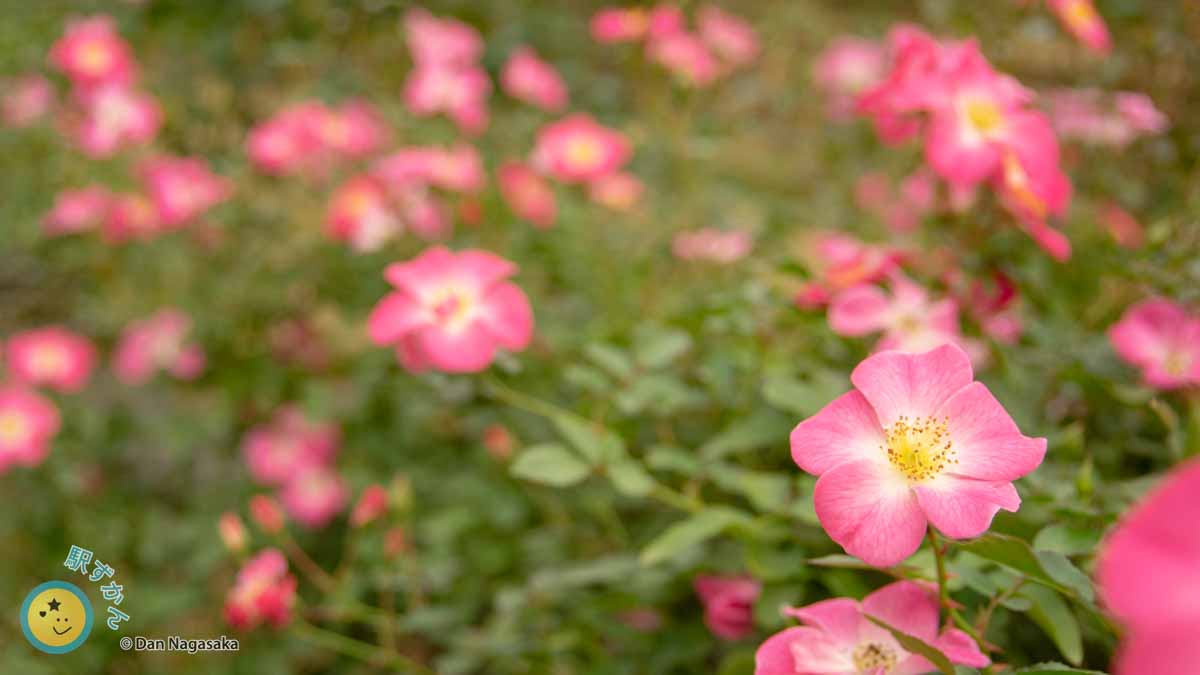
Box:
592;4;759;87
1;74;53;127
501;47;568;113
694;574;760;641
1097;458;1200;674
1108;298;1200;391
755;580;988;674
223;549;298;630
792;231;900;310
403;8;489;135
790;345;1046;566
247;100;390;176
1042;0;1111;54
368;247;534;374
0;384;61;476
854;167;977;233
672;227;753;264
824;25;1074;260
114;309;206;384
1044;88;1168;148
242;406;346;529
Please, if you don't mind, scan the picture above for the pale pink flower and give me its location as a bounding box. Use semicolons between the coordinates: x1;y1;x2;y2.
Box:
368;247;534;374
43;186;111;236
101;192;159;243
48;15;135;89
1048;0;1111;54
5;327;96;393
531;114;632;183
280;467;347;529
350;484;389;528
1096;458;1200;675
138;155;233;227
498;161;557;228
246;106;321;176
113;309;206;384
1115;92;1168;135
828;275;977;359
813;38;887;121
672;228;752;264
755;580;988;674
994;145;1072;261
426;144;485;193
1099;202;1143;249
647;32;720;86
218;512;247;553
790;344;1045;566
1044;89;1166;148
590;8;649;44
697;5;759;69
243;406;339;487
502;47;568;112
403;8;483;67
794;231;899;308
647;4;686;40
224;549;297;630
248;495;285;534
326;175;403;252
0;385;60;474
315;100;390;159
588;171;643;211
694;574;760;641
2;74;53;127
403;64;491;135
1108;299;1200;390
73;84;161;158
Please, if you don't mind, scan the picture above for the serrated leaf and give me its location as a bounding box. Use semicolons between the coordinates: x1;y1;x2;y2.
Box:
1034;550;1095;603
510;444;591;487
957;533;1093;601
864;615;955;675
1033;524;1101;557
1019;585;1083;666
640;507;748;565
608;460;657;497
709;464;790;512
762;371;846;416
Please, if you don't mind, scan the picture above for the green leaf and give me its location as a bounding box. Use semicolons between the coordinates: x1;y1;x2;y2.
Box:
1034;550;1095;603
646;445;702;476
1019;585;1083;666
639;507;748;565
510;444;592;487
716;650;756;675
552;413;626;465
709;463;791;512
583;342;634;380
1033;524;1101;557
608;460;657;497
1014;663;1107;674
957;533;1093;601
699;409;792;460
634;327;691;369
864;615;955;675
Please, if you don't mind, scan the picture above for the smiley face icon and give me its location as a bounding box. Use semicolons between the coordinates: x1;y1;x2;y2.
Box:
20;581;93;654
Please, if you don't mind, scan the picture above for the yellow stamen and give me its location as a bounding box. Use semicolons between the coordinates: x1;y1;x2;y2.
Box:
884;415;956;483
853;642;899;673
0;411;31;445
965;99;1004;135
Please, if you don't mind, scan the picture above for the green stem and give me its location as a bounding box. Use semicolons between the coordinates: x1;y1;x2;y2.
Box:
293;619;433;674
927;530;988;650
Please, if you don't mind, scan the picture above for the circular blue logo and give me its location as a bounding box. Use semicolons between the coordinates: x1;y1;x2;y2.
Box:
20;580;94;654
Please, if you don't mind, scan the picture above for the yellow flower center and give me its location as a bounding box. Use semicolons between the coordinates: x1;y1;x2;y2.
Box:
884;415;956;482
965;99;1004;136
565;137;603;170
1164;351;1193;377
427;287;476;332
31;346;68;377
78;41;114;74
852;642;898;673
0;411;31;446
1065;0;1098;28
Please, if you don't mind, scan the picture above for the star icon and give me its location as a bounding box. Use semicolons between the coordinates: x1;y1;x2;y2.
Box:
47;598;61;612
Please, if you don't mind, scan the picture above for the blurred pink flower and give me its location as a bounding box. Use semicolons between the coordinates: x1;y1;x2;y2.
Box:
246;105;322;176
502;47;568;112
619;608;664;633
1096;457;1200;675
113;309;206;385
243;406;339;487
315;100;390;159
1047;0;1111;54
249;495;285;534
647;4;685;40
350;484;389;528
218;512;248;553
813;37;887;120
647;32;719;86
588;171;643;211
403;8;483;67
101;192;159;243
1099;202;1144;249
794;231;899;308
139;155;233;227
697;5;759;69
48;15;135;90
590;7;649;43
2;74;53;127
994;146;1072;261
73;84;161;158
790;344;1045;566
482;424;516;461
326;175;402;252
1108;298;1200;390
224;549;297;630
499;161;557;229
755;580;989;674
368;247;534;373
0;385;60;474
672;228;752;263
1115;92;1168;135
828;274;979;360
532;114;632;183
403;64;491;135
694;574;760;641
43;185;111;236
1044;89;1167;148
5;327;96;393
280;467;347;529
